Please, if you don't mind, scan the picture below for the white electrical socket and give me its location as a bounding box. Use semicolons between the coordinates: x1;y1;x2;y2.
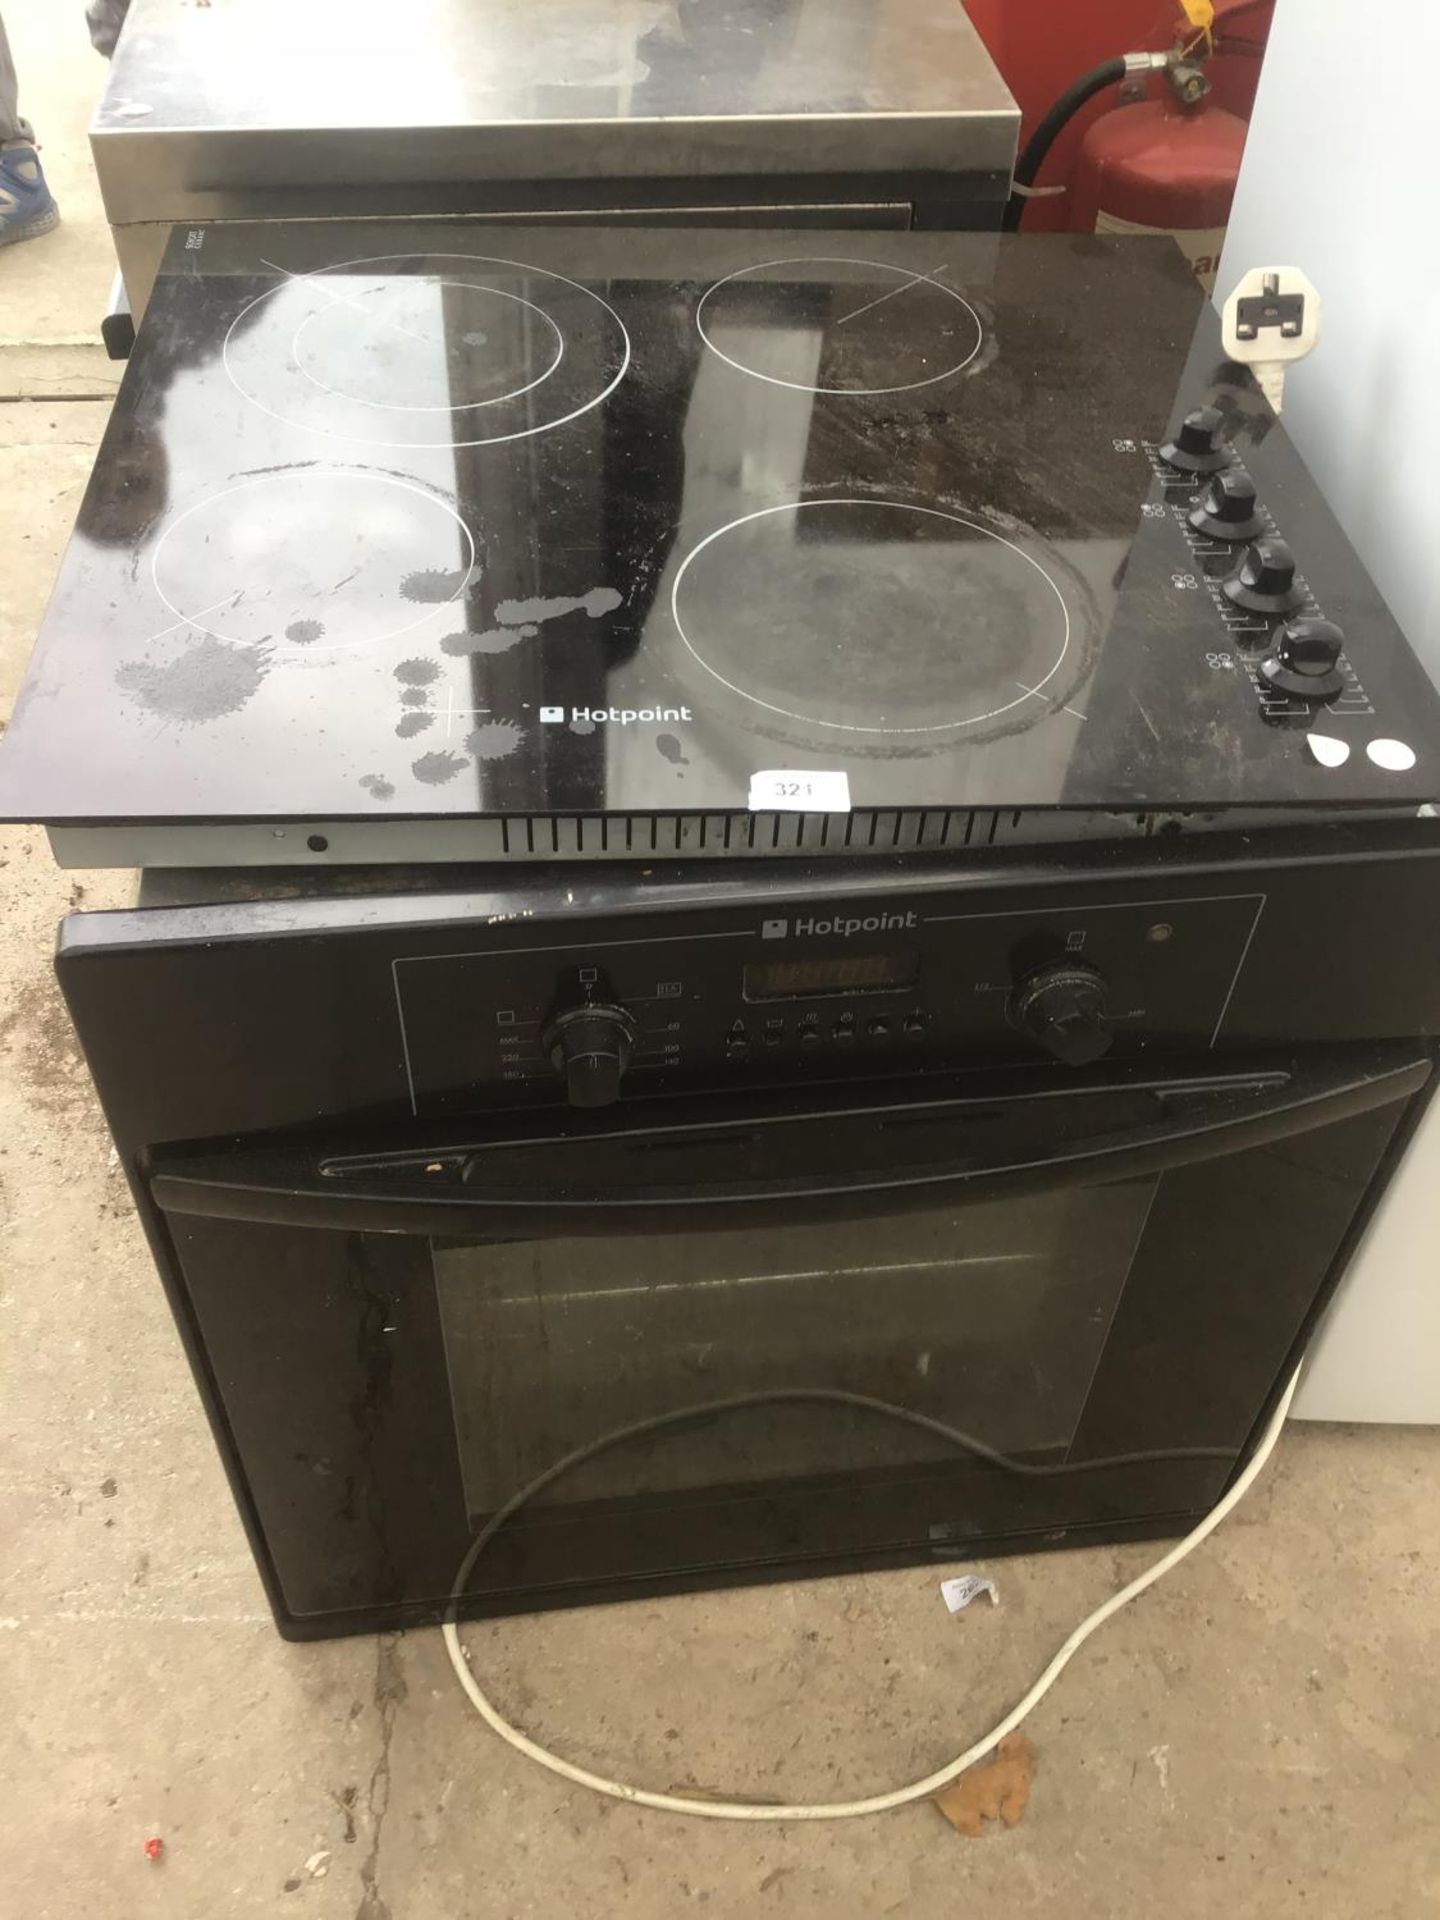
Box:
1220;266;1321;414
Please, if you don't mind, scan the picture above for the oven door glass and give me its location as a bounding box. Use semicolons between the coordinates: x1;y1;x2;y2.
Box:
159;1055;1422;1631
435;1183;1154;1521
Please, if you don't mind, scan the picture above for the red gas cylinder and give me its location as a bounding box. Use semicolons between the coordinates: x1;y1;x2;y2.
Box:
1070;94;1248;292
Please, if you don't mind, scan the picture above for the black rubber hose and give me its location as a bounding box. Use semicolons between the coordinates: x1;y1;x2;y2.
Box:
1002;55;1130;232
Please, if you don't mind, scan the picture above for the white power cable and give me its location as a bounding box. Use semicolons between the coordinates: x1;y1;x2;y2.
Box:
443;1364;1302;1821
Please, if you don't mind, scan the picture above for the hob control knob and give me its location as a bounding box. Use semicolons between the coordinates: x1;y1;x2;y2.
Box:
1187;469;1265;542
1258;617;1347;701
1222;537;1306;616
1160;404;1230;474
544;1004;636;1108
1010;963;1113;1068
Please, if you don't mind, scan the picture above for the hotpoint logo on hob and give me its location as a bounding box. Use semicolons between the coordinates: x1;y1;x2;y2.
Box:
539;704;693;726
762;910;918;940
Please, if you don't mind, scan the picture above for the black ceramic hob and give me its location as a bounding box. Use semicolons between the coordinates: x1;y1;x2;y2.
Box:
3;222;1438;866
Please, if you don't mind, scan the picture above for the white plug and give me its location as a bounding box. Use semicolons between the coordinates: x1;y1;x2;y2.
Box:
1220;266;1321;414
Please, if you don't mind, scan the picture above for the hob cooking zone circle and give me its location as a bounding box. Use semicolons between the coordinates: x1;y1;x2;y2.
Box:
670;498;1073;736
223;252;631;450
149;469;476;656
695;256;984;395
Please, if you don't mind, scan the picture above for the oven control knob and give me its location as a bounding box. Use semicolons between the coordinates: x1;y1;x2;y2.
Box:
544;1004;637;1108
1187;469;1265;542
1258;617;1346;701
1222;537;1306;616
1010;964;1113;1068
1159;404;1230;474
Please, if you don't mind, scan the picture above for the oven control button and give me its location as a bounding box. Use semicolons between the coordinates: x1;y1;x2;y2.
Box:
1159;404;1230;474
1222;537;1306;616
1009;964;1113;1067
1258;617;1346;701
543;1004;637;1107
1187;470;1264;542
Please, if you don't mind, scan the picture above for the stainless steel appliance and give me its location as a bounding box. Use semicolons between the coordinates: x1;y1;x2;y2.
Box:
94;0;1019;322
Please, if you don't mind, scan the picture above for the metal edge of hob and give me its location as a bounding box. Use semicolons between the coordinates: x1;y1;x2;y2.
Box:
45;803;1434;871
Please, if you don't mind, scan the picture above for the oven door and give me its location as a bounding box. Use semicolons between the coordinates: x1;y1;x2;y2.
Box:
147;1046;1428;1636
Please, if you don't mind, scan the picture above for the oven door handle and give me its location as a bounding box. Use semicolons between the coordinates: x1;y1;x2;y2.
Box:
147;1049;1432;1237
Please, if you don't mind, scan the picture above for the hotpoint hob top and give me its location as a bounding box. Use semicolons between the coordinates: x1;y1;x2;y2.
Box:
3;222;1439;866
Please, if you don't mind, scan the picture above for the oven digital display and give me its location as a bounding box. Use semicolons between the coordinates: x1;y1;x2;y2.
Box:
743;951;919;1000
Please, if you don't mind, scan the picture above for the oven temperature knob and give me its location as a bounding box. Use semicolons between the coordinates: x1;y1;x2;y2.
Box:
1010;963;1113;1068
1222;537;1306;615
1159;404;1230;474
544;1004;637;1108
1187;470;1265;542
1258;617;1346;701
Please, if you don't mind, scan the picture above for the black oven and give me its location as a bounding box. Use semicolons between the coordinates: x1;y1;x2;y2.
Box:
58;833;1440;1638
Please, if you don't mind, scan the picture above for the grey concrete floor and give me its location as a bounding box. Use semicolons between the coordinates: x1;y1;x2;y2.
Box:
2;14;1440;1918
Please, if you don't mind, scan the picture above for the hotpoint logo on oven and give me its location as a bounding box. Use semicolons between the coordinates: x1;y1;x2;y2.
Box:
762;910;917;940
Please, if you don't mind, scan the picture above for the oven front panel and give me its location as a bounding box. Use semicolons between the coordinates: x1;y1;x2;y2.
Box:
160;1093;1406;1632
393;888;1262;1114
56;840;1440;1152
56;842;1440;1633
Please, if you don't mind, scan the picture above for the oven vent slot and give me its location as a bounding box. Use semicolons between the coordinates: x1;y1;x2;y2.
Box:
494;809;1167;859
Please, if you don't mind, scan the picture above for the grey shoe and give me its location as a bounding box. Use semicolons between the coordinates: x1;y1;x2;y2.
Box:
0;146;60;248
